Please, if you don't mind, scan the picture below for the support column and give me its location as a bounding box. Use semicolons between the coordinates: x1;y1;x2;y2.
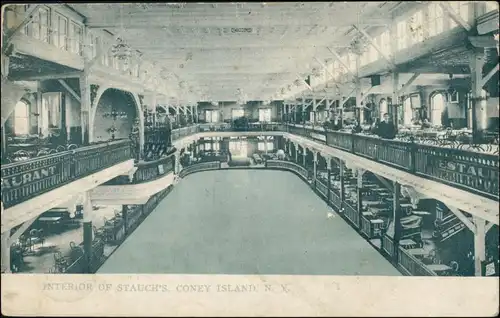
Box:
357;169;364;224
391;72;400;131
294;143;298;163
79;74;91;145
312;98;317;124
1;232;11;273
80;27;92;145
473;216;486;276
313;151;318;186
339;160;345;203
174;152;181;174
355;54;364;124
82;191;93;273
470;52;485;143
122;205;128;236
392;181;402;261
326;157;332;200
302;147;307;167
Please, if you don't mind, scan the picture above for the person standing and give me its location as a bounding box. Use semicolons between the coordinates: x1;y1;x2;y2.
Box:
377;113;396;139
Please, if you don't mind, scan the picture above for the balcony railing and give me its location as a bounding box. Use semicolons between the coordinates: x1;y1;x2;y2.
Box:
315;179;328;198
1;140;132;209
178;161;221;178
382;234;395;258
265;160;309;180
285;124;499;201
343;201;359;227
128;122;498;201
329;190;342;210
397;246;438;276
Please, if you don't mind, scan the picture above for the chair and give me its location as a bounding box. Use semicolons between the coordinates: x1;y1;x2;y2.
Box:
56;145;66;152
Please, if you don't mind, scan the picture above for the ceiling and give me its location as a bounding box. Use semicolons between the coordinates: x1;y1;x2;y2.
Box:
69;2;399;103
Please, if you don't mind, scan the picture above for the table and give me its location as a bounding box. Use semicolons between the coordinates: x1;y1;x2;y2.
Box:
407;248;427;257
412;211;431;216
426;264;452;273
399;239;417;249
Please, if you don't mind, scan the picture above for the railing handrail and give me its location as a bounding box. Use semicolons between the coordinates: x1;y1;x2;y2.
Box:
398;246;438;276
1;139;131;171
136;152;176;168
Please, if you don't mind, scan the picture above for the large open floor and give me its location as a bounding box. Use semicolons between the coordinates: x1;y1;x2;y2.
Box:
99;170;400;275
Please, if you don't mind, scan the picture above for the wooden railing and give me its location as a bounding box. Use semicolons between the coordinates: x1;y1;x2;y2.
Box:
382;234;395;258
178;161;221;178
397;246;438;276
287;124;499;201
150;123;499;201
329;190;342;210
133;154;175;183
265;160;309;180
171;125;199;141
361;216;371;237
315;179;328;198
343;201;359;227
1;139;132;209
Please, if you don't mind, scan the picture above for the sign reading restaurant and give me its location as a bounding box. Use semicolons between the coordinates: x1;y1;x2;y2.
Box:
1;166;58;189
430;159;499;198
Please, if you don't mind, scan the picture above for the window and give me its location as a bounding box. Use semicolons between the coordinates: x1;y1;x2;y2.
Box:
310;111;316;123
28;7;49;43
360;50;369;66
368;43;378;63
379;99;388;119
485;1;499;13
408;11;424;45
232;109;244;119
258;142;274;152
259;108;271;122
379;30;391;54
69;22;82;55
403;97;413;126
347;53;356;72
206;110;219;123
204;141;220;151
14;101;30;135
449;2;470;29
55;14;68;50
431;93;445;126
102;47;110;66
397;20;408;50
428;3;445;37
42;93;61;129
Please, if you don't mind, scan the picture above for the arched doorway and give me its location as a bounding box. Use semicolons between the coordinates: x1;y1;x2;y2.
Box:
13;100;30;135
430;92;445;126
379;99;388;120
91;88;141;143
402;97;412;126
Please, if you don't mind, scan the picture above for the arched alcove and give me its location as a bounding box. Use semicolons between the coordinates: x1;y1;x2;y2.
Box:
379;98;388;120
91;88;141;142
430;92;445;126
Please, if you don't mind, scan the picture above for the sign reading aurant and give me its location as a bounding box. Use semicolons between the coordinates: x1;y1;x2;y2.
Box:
433;159;499;198
1;166;57;189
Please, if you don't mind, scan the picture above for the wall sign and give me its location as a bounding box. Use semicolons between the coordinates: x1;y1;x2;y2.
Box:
433;159;499;198
1;166;57;189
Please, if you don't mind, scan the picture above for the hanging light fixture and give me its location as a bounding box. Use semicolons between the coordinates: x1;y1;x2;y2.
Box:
111;6;132;61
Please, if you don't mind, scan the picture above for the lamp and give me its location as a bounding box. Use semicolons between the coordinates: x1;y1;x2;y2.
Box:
103;107;128;120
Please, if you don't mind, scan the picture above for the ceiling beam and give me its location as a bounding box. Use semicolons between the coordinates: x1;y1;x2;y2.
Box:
326;47;356;78
58;79;81;102
3;4;41;53
85;18;392;29
439;2;472;32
